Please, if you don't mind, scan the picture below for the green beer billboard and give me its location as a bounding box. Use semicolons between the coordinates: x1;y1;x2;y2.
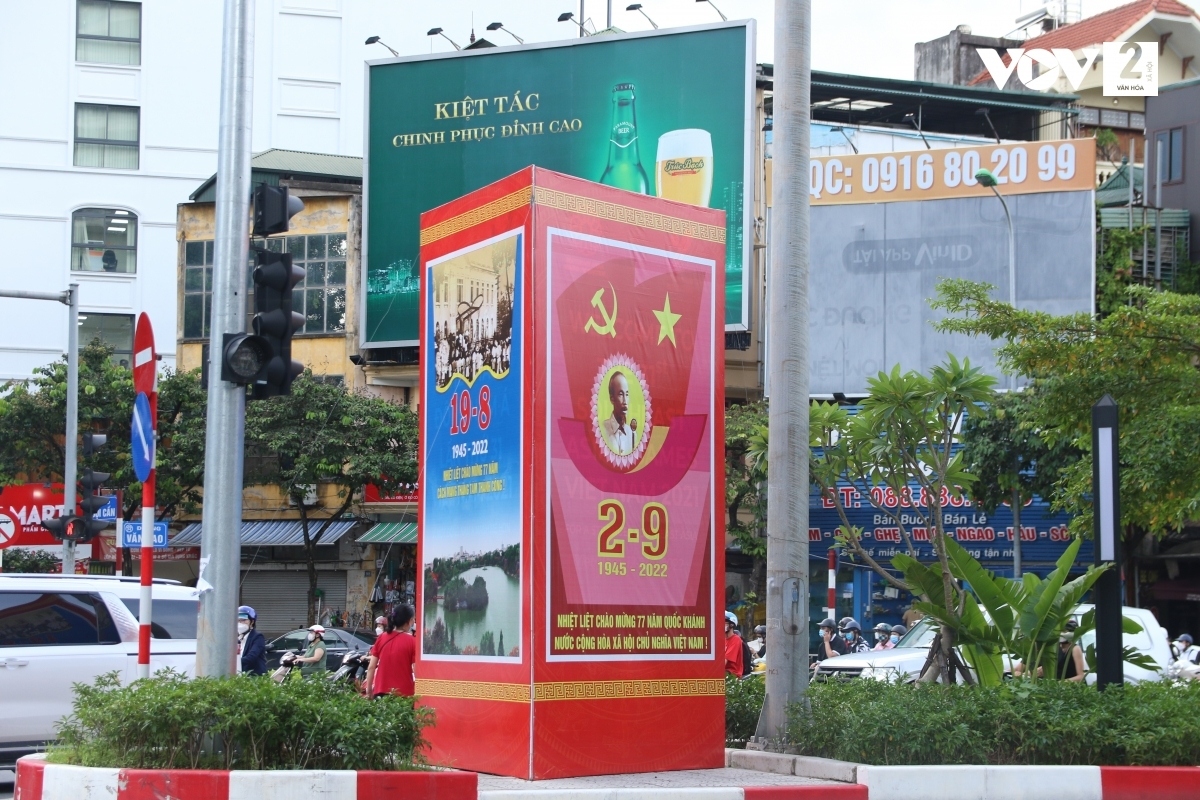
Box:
363;21;755;346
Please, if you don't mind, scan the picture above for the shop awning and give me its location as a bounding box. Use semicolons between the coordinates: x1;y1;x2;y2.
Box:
171;519;359;547
357;522;417;544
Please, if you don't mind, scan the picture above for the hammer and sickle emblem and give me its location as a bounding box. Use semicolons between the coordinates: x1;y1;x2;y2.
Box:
584;283;618;338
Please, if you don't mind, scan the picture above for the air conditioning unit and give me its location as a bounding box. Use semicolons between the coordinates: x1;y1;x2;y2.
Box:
288;484;319;507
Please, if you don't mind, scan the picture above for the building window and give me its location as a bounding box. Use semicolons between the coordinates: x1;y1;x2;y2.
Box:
183;233;347;339
1077;107;1100;126
286;233;348;334
74;104;139;169
79;313;134;367
1100;109;1129;129
77;0;141;66
182;240;214;339
1155;127;1184;183
72;208;137;273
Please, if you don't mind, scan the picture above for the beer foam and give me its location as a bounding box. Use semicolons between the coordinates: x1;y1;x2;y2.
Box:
656;128;712;161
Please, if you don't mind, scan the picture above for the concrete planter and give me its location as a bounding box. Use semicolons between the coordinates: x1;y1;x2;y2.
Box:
15;753;476;800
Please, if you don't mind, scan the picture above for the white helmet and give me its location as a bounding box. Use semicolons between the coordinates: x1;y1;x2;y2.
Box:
724;611;739;628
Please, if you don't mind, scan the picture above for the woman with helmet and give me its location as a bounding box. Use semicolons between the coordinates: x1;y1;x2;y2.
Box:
293;624;329;677
890;624;907;647
237;605;267;675
841;618;871;653
871;622;893;650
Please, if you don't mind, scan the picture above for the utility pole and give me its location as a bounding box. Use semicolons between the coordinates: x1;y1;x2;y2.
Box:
757;0;811;743
0;286;79;572
196;0;254;678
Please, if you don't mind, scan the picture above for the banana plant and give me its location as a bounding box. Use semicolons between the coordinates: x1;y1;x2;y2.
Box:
894;536;1111;686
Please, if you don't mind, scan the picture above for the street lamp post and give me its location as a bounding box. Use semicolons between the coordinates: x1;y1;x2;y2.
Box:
975;167;1023;577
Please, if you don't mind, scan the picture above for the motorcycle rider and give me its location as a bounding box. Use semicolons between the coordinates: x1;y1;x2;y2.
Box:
723;611;745;676
871;622;892;650
890;624;907;646
817;617;847;661
1172;633;1199;663
841;618;872;653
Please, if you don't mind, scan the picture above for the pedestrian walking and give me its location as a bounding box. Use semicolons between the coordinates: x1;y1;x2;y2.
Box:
364;605;418;698
292;624;328;677
237;605;267;675
723;611;744;676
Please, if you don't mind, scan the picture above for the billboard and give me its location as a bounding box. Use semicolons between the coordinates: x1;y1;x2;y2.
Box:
416;168;725;778
365;21;754;347
807;138;1096;395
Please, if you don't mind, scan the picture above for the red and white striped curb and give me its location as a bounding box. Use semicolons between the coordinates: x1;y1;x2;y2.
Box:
856;764;1200;800
15;755;476;800
478;790;865;799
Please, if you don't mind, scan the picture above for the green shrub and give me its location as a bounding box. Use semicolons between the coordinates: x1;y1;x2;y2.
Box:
726;674;764;748
53;670;434;770
787;679;1200;766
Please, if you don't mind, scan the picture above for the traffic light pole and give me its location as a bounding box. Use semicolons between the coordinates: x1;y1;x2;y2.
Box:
196;0;254;679
0;285;80;573
757;0;812;743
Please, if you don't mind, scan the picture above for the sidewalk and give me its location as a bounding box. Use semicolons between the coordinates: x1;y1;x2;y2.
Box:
478;767;864;799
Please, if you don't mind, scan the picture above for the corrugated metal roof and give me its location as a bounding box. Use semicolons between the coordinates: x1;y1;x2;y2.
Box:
1099;207;1191;228
1096;162;1143;207
172;519;359;546
357;522;417;544
189;148;363;201
249;148;362;179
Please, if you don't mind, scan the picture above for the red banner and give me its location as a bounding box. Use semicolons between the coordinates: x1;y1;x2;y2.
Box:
0;484;67;549
363;483;419;503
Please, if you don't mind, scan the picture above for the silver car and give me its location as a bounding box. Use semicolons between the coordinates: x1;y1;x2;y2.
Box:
813;605;1171;684
0;574;199;771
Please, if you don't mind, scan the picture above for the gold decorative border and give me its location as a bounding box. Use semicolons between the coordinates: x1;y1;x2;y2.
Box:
534;678;725;701
533;187;726;244
414;678;725;704
420;187;532;246
416;678;531;703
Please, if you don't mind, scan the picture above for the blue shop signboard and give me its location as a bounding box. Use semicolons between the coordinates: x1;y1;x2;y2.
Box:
808;483;1092;570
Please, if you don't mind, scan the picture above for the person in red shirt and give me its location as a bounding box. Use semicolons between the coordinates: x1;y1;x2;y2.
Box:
364;605;417;698
724;611;744;677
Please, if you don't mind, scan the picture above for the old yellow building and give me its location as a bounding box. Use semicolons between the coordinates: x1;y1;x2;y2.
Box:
175;150;416;638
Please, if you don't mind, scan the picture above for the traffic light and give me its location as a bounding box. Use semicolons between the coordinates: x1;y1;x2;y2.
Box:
221;249;304;397
43;433;112;543
252;183;305;238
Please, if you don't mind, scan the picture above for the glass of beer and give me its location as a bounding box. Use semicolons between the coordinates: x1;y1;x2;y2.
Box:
655;129;713;207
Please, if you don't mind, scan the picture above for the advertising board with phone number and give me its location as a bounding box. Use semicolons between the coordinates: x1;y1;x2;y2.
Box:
810;137;1096;205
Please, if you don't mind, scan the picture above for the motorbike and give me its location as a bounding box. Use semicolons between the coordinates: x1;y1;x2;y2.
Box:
270;651;299;683
1167;658;1200;682
329;649;369;688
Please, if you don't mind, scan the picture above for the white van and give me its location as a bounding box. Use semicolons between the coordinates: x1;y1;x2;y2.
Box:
0;574;199;771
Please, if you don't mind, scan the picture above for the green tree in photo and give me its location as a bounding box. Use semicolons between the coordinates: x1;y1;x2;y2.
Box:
935;280;1200;591
724;401;768;598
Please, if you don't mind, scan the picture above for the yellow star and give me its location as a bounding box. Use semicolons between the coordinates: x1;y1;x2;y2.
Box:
654;294;682;347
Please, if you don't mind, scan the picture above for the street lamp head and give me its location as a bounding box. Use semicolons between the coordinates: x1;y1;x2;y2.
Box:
626;3;642;9
975;168;999;188
427;27;443;36
486;22;503;31
365;36;380;44
558;12;575;22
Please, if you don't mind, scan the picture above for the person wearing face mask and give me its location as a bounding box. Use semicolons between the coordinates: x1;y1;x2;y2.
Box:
293;624;328;677
890;624;907;647
871;623;892;650
841;618;871;653
364;605;417;698
237;606;267;675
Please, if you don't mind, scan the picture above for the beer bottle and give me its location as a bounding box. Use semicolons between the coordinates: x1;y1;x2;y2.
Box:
599;83;649;194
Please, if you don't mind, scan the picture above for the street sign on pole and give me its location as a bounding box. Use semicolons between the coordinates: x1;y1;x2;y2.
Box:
132;392;155;483
1092;394;1123;690
121;521;168;548
134;313;157;680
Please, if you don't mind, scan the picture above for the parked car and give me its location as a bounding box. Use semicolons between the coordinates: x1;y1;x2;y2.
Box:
0;573;199;771
265;627;376;671
814;605;1171;685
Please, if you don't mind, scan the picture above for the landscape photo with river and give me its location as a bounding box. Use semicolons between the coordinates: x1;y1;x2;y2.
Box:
423;544;520;659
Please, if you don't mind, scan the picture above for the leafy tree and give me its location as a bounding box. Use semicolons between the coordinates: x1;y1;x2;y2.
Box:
245;373;418;624
934;280;1200;594
0;341;207;524
809;356;997;682
724;402;768;599
0;548;60;573
960;388;1081;516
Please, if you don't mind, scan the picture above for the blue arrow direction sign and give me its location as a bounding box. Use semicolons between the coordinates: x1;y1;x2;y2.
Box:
121;521;168;548
131;392;155;483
